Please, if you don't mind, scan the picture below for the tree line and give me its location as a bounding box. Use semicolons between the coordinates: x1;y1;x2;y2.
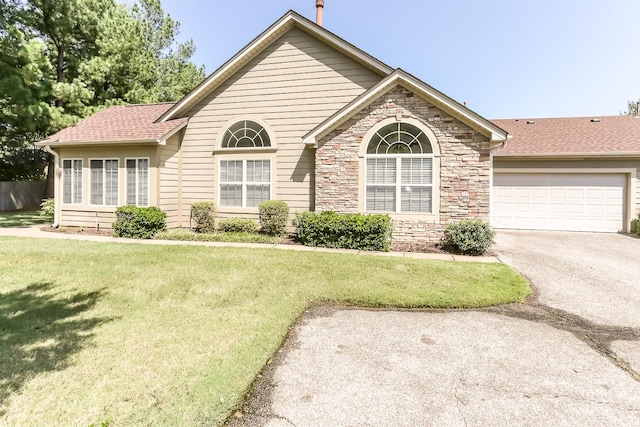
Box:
0;0;205;181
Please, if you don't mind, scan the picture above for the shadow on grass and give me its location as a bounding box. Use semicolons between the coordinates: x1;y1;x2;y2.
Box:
0;282;110;415
0;211;51;228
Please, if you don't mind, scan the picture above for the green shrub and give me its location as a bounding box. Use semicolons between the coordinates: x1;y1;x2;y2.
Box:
40;198;54;217
155;228;281;244
636;211;640;236
218;218;257;233
259;200;289;236
294;211;391;251
191;201;217;233
113;206;166;239
443;219;495;255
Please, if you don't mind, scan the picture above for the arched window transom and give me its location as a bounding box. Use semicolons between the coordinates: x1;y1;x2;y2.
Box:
221;120;271;148
365;122;434;213
366;123;432;155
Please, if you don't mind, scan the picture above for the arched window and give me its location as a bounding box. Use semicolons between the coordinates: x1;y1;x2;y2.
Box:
365;122;434;213
221;120;271;148
218;119;273;208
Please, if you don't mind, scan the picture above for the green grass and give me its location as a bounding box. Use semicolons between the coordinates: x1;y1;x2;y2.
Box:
0;210;51;227
0;237;530;426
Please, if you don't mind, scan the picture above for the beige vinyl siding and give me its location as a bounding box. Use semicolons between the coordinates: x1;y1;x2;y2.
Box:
493;158;640;228
178;27;382;223
158;135;182;228
57;146;158;229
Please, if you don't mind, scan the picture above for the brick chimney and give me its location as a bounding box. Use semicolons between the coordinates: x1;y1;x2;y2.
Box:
316;0;324;26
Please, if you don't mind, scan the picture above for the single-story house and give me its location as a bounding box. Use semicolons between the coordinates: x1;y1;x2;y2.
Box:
38;9;640;241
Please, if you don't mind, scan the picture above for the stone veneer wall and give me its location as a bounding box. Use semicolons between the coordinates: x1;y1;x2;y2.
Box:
315;85;491;242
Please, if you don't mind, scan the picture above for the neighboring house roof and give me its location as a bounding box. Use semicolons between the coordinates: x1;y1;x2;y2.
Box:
158;10;394;122
303;69;509;148
38;103;187;147
493;116;640;157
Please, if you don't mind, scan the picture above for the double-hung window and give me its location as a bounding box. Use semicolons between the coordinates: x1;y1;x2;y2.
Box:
365;122;434;213
90;159;119;205
126;158;149;207
62;159;82;204
219;159;270;207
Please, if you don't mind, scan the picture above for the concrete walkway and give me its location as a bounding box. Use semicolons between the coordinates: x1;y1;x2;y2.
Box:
0;224;500;263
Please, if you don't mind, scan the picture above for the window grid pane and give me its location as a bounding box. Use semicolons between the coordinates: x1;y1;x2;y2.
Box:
366;186;396;211
90;160;103;205
126;159;137;205
72;160;82;204
401;158;432;185
137;159;148;206
220;184;242;207
401;186;432;213
221;160;242;183
104;160;118;206
63;160;72;204
246;184;270;207
366;159;396;184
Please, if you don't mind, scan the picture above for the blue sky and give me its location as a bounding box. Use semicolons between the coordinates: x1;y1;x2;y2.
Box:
159;0;639;119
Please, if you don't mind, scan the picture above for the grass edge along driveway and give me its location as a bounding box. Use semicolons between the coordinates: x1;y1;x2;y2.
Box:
0;237;530;426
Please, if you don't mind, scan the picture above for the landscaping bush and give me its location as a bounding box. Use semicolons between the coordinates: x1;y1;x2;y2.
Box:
113;206;166;239
294;211;392;251
443;219;495;255
636;211;640;236
40;198;54;217
259;200;289;236
218;218;257;233
191;201;217;233
155;228;281;244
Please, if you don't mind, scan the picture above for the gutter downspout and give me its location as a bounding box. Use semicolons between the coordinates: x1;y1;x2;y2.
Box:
43;145;60;227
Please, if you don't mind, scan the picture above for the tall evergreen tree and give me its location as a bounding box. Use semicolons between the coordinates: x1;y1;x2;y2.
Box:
0;0;205;180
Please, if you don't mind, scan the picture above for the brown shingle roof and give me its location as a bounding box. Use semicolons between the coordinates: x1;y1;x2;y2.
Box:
40;103;187;145
493;116;640;156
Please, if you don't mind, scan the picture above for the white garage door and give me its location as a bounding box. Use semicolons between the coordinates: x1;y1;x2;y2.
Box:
493;173;626;232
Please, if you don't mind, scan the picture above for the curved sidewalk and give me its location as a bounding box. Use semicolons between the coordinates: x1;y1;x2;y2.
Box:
0;224;500;263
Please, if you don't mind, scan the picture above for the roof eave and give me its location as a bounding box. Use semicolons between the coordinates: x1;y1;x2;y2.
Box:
494;151;640;159
159;11;393;122
37;138;163;148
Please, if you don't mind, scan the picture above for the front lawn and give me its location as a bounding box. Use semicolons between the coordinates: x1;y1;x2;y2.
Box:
0;210;51;228
0;237;530;425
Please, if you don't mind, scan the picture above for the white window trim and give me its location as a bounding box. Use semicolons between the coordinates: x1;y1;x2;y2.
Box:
218;159;272;208
89;158;119;206
214;116;277;153
125;157;150;207
364;154;435;214
62;158;83;205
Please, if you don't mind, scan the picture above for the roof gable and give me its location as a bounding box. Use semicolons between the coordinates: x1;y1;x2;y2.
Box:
303;69;508;147
38;103;187;147
158;10;393;122
493;116;640;157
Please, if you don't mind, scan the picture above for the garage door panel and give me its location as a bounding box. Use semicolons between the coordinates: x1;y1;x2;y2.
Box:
531;203;547;212
585;204;604;214
493;173;625;233
567;204;584;214
531;188;548;198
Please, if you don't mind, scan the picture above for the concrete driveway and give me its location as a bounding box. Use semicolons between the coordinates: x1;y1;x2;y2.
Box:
229;231;640;426
494;230;640;328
